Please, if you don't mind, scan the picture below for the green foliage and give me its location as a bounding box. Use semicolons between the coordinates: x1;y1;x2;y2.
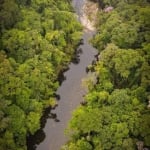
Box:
2;29;43;63
69;107;103;133
0;0;19;30
98;43;144;88
139;113;150;146
62;138;93;150
92;1;150;50
111;23;138;48
64;0;150;149
26;112;41;135
0;0;82;149
66;89;144;149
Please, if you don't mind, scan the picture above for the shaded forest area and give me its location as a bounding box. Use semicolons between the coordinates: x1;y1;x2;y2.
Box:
0;0;82;149
63;0;150;150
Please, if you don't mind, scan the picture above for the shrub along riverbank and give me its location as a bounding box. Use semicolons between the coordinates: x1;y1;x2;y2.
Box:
63;0;150;149
0;0;82;149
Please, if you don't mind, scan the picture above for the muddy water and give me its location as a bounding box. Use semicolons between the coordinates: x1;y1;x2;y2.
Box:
28;0;97;150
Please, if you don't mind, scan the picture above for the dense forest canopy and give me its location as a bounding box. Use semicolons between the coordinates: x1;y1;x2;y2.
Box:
0;0;82;149
63;0;150;150
0;0;150;149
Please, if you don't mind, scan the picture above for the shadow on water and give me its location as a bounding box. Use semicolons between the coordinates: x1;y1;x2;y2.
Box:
27;106;60;150
72;39;84;65
56;39;84;85
27;108;49;150
57;64;69;86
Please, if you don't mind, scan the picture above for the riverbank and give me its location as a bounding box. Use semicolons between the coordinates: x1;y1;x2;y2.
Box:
80;0;99;31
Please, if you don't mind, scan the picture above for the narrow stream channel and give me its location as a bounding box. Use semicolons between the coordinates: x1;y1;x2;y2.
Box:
28;0;98;149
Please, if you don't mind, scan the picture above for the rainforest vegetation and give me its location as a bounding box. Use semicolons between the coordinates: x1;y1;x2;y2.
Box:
0;0;82;149
63;0;150;149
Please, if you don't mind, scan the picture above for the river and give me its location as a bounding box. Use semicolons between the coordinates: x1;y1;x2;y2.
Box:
27;0;98;149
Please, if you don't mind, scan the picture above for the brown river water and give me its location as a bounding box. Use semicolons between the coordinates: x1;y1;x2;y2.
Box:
27;0;98;149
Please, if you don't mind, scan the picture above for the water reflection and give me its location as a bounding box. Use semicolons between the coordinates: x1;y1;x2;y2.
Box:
72;56;80;64
27;107;61;150
58;73;67;85
49;113;60;122
72;40;84;65
54;93;61;101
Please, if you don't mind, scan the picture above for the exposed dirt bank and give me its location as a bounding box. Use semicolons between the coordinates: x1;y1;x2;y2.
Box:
81;0;99;31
